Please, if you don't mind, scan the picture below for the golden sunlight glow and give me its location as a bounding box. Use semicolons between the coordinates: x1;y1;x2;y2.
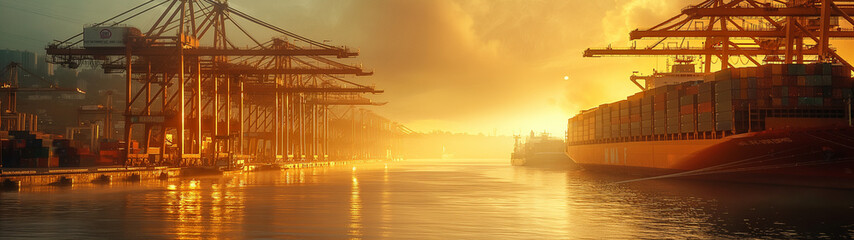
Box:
381;164;391;238
188;180;199;189
349;170;362;239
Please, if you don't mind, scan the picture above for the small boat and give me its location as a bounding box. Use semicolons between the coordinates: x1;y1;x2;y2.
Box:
512;131;572;167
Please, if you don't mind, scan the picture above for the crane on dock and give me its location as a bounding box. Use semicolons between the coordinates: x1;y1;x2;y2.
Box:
44;0;409;168
584;0;854;73
0;62;84;132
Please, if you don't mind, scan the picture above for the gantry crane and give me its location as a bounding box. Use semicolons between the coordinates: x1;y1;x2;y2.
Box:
585;0;854;73
0;62;84;131
45;0;401;167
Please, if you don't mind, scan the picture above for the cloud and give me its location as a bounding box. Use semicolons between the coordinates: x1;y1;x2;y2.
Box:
0;0;713;135
601;0;689;44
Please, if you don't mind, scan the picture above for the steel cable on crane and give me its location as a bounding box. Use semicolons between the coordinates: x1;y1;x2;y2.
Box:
145;0;178;36
202;0;337;50
144;4;214;39
224;15;268;50
97;4;213;68
190;0;216;38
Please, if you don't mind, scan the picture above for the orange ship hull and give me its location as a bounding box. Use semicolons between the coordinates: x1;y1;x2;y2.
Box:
567;127;854;188
567;138;723;169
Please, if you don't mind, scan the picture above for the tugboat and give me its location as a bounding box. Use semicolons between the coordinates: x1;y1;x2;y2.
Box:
511;131;571;167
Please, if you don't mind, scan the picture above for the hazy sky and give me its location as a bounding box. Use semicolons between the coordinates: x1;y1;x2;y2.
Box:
2;0;850;135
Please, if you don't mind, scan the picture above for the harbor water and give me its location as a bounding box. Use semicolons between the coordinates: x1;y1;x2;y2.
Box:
1;158;853;239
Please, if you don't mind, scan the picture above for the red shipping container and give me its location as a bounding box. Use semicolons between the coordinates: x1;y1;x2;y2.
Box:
680;105;695;114
731;69;741;79
757;65;769;78
788;76;799;86
78;147;91;155
36;158;58;168
631;114;641;122
697;102;713;112
758;78;772;88
771;64;786;75
772;76;784;86
685;86;699;95
100;142;121;151
100;150;118;159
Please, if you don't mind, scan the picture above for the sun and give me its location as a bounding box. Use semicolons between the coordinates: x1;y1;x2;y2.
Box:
563;76;569;80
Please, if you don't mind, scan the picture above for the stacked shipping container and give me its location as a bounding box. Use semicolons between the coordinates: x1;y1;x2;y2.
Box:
652;87;668;135
628;93;643;137
641;94;654;136
0;130;127;168
697;81;715;132
666;85;681;134
567;63;854;145
680;85;699;133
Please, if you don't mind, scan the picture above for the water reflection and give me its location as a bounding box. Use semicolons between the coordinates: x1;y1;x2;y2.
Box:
350;167;362;239
157;177;246;239
1;159;853;239
380;163;391;238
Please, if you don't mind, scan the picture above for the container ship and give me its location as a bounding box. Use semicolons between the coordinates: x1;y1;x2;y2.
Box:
566;0;854;188
512;131;570;166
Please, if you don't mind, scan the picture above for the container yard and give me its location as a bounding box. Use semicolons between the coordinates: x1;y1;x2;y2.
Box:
0;0;410;185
